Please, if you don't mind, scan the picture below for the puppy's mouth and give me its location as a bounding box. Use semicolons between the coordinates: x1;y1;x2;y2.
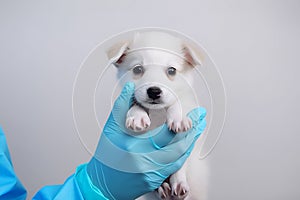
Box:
137;99;165;109
147;100;161;105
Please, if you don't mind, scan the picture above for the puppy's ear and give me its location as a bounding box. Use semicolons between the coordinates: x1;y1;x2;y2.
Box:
106;41;130;65
182;43;204;67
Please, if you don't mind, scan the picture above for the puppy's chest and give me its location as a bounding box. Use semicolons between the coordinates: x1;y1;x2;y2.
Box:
147;108;167;129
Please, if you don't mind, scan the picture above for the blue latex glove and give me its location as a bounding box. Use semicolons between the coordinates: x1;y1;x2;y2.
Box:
0;127;27;200
81;82;207;200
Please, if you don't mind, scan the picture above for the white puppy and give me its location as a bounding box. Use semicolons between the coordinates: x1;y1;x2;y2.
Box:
107;31;207;200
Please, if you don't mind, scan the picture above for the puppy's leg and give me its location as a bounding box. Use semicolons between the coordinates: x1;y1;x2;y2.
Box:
166;101;192;133
156;161;189;200
169;160;190;199
165;101;192;199
126;104;150;132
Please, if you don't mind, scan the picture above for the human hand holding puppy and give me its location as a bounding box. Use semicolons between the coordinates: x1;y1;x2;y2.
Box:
83;82;206;200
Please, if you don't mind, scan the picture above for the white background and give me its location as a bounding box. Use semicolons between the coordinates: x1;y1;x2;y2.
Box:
0;0;299;199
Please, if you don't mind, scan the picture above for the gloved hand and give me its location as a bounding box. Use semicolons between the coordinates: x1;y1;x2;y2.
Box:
80;82;206;200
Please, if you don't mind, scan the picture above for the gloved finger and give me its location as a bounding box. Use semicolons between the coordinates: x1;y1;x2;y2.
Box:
106;82;135;131
112;82;135;114
187;107;206;123
187;107;207;132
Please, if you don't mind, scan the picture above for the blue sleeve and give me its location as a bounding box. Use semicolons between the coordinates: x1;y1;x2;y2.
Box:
0;127;86;200
0;127;27;200
33;164;102;200
32;167;85;200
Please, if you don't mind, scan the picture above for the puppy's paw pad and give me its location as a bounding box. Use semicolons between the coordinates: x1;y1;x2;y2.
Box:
157;182;172;200
125;115;150;132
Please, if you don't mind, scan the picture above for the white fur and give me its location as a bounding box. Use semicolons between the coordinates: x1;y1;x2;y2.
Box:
126;105;151;131
108;31;208;200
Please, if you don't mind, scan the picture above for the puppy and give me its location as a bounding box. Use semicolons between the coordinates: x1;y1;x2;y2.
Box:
107;31;206;199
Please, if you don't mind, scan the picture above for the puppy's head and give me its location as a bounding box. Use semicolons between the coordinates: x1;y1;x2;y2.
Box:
107;31;202;109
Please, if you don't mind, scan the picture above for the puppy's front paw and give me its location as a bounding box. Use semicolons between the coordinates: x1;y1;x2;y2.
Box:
126;106;150;132
167;116;192;133
126;115;150;132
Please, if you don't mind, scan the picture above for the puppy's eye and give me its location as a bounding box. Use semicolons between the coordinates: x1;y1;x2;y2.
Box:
167;67;176;76
132;64;144;75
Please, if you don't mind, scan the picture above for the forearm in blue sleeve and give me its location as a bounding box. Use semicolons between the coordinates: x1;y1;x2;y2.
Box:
33;164;106;200
0;127;27;200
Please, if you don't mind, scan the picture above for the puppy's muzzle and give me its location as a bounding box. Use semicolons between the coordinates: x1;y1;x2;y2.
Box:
147;87;162;100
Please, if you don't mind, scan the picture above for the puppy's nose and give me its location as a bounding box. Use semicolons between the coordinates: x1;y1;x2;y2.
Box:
147;87;162;100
